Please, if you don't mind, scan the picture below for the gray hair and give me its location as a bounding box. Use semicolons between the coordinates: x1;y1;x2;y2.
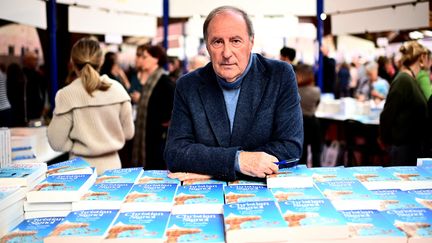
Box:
203;5;254;41
365;61;378;73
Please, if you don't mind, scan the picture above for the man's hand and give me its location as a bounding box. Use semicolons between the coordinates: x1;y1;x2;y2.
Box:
239;151;279;178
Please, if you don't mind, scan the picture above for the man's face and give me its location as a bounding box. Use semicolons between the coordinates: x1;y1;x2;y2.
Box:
206;11;254;82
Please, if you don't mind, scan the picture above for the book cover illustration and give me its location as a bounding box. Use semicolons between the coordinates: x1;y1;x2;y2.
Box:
0;163;46;186
174;184;224;205
46;157;92;175
136;170;180;184
270;186;325;202
73;183;134;210
346;166;401;190
47;209;119;237
278;199;346;227
371;189;424;211
224;185;275;204
165;214;224;243
384;166;432;190
340;210;407;239
223;201;287;231
105;211;170;240
407;189;432;210
382;208;432;240
95;168;143;184
0;216;64;243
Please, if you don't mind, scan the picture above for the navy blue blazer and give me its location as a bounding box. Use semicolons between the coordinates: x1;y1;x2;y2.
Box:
164;54;303;181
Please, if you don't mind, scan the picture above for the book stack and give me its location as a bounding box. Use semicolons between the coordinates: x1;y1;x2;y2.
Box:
72;168;143;211
164;213;225;243
407;189;432;210
223;200;289;243
1;216;65;243
340;209;407;243
346;166;402;190
0;162;47;190
314;180;381;210
10;127;47;163
385;166;432;190
0;185;26;237
44;209;119;243
24;158;95;218
0;127;11;167
103;211;171;243
278;198;349;240
266;164;314;188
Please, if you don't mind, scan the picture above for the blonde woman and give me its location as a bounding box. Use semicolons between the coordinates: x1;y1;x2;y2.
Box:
47;37;134;174
380;41;429;165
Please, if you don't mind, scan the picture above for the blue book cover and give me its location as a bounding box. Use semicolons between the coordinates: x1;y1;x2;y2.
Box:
26;173;96;203
314;180;380;210
47;209;119;238
384;166;432;190
121;183;178;212
224;185;275;204
0;163;46;186
172;184;224;214
136;170;180;184
382;208;432;239
346;166;400;183
270;186;325;202
95;168;143;184
310;167;356;182
278;199;347;233
164;214;225;243
47;157;92;175
1;217;64;243
73;183;134;210
105;211;170;240
266;165;313;188
182;178;227;186
407;189;432;210
371;189;423;211
223;201;288;243
340;210;407;239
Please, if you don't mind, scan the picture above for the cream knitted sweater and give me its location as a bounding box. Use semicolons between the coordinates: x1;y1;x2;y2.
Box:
47;75;134;160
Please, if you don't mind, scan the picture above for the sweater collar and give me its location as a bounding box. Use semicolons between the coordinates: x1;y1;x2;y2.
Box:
216;54;254;90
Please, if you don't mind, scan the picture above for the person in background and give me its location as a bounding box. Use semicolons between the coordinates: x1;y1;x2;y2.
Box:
355;61;389;104
377;56;396;84
47;37;134;175
131;45;175;170
164;6;303;182
168;56;183;82
22;51;49;123
187;55;209;72
280;46;296;67
128;44;149;104
380;41;430;166
336;62;351;98
100;51;131;90
416;49;432;100
296;64;322;168
321;45;337;95
0;63;11;126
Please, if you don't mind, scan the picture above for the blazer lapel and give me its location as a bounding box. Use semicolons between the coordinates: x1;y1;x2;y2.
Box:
198;71;231;147
231;56;269;146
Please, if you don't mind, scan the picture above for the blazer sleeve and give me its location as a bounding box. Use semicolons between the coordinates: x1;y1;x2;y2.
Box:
164;83;239;181
255;63;303;160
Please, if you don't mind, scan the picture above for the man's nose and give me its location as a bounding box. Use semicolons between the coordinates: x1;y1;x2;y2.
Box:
222;44;233;59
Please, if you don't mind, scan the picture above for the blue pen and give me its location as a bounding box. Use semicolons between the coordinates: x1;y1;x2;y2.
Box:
274;158;300;169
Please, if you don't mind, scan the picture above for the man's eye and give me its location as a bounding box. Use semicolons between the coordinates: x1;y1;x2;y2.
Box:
212;40;223;47
232;39;242;47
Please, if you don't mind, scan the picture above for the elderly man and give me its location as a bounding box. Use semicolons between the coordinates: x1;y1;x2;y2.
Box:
164;6;303;181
